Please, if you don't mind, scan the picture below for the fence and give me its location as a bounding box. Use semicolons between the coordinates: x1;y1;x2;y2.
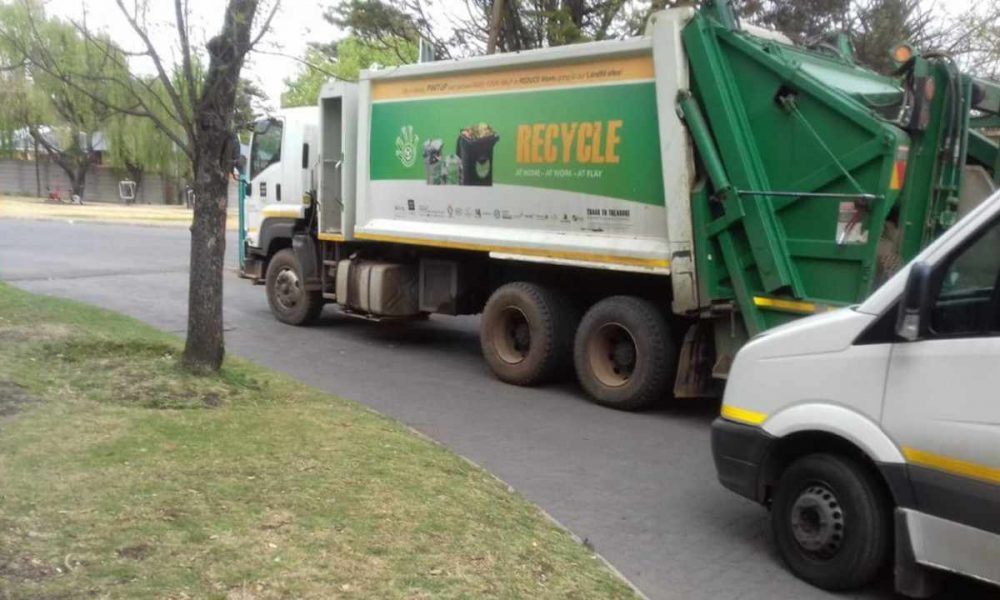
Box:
0;158;238;206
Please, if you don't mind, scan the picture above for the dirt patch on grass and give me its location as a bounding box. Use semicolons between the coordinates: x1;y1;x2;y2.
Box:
0;554;58;583
0;381;38;417
0;323;72;344
116;543;153;561
37;339;263;410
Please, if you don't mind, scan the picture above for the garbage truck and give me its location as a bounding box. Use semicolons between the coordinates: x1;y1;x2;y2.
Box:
239;1;1000;411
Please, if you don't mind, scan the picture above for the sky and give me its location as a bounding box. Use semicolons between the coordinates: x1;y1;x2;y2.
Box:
45;0;340;110
42;0;982;110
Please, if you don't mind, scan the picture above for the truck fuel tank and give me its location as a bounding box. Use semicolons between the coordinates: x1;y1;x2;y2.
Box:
335;259;421;317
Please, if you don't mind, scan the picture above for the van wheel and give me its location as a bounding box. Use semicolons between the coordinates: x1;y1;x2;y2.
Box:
480;282;575;386
771;453;891;591
265;249;323;325
573;296;675;411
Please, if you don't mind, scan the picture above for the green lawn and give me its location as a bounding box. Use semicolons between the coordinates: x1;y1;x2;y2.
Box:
0;283;637;599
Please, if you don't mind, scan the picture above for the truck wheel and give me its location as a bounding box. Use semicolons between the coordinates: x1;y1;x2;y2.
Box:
265;248;323;326
480;282;575;386
573;296;675;411
771;453;891;591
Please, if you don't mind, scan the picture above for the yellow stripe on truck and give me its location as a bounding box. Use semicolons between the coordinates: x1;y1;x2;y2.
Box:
753;296;818;315
261;207;304;219
720;405;768;426
371;54;655;102
903;447;1000;486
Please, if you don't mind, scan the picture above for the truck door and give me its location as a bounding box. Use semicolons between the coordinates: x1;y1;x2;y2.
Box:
881;212;1000;578
246;117;284;248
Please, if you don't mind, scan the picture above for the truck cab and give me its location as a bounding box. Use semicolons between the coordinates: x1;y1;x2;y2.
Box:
243;107;318;259
712;188;1000;596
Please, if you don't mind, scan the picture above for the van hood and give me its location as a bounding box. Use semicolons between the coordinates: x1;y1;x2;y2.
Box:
741;307;876;360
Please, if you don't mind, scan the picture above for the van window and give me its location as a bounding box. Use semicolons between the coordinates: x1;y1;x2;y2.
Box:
250;119;282;178
930;218;1000;336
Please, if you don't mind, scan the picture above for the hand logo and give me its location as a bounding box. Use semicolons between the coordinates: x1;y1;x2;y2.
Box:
395;126;419;168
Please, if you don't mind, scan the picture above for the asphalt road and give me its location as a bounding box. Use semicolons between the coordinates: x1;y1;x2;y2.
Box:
1;218;994;600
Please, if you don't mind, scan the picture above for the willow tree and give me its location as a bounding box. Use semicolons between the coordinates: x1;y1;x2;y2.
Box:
2;0;278;371
0;4;120;199
106;109;182;204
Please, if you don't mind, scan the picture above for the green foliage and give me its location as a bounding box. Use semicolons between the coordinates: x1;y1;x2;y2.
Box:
331;0;633;57
236;78;269;128
282;37;416;108
739;0;852;42
105;111;182;186
738;0;967;75
0;70;50;159
0;1;126;194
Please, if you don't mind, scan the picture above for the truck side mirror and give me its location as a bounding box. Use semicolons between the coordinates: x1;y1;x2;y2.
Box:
896;261;934;341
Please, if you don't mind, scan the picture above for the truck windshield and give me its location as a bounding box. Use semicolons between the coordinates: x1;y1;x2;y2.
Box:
250;118;282;178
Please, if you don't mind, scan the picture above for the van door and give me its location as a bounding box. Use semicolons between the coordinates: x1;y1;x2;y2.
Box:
246;117;284;248
881;214;1000;580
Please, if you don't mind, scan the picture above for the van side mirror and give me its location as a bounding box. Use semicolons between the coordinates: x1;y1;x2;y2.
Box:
895;261;934;341
243;179;252;197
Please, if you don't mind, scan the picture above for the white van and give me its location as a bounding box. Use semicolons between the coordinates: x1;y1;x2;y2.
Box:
712;189;1000;597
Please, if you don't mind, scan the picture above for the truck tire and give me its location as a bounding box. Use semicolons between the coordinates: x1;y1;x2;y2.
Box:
573;296;675;411
771;453;891;591
265;248;323;326
480;282;575;386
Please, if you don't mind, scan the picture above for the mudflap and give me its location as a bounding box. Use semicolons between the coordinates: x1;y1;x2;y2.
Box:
673;320;722;399
241;255;265;282
895;509;943;598
293;234;322;291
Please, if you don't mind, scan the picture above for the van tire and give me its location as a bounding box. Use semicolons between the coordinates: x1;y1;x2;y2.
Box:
265;248;323;325
480;282;575;386
771;453;891;591
573;296;675;411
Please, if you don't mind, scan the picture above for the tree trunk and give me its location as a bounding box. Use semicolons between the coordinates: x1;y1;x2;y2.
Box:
180;0;258;372
487;0;505;54
28;127;94;203
71;166;87;201
33;137;41;198
182;165;229;371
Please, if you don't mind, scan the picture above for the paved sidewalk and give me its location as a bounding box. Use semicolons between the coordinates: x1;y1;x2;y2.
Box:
0;195;238;230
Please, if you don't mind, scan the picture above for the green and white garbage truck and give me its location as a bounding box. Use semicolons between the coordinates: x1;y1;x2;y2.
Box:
239;2;999;411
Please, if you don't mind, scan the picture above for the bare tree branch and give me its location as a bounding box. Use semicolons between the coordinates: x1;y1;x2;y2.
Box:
253;48;345;79
174;0;198;119
249;0;281;50
113;0;194;144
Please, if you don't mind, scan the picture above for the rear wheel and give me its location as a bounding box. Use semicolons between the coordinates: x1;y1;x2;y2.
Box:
480;282;575;386
771;453;891;591
573;296;675;411
265;248;323;325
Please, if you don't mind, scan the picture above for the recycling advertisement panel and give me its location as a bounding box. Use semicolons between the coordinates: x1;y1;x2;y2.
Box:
365;54;668;239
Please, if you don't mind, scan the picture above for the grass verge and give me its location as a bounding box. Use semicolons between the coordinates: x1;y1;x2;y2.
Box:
0;283;636;599
0;196;237;230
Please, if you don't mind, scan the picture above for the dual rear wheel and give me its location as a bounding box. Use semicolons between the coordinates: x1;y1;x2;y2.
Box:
480;283;676;410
